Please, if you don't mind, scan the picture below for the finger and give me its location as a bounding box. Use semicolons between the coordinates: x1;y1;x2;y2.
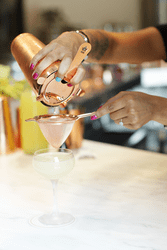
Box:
110;109;139;124
119;115;136;125
69;64;86;85
121;124;137;130
119;123;141;130
96;95;126;118
114;117;142;130
56;56;72;80
30;42;57;69
109;108;127;121
32;49;66;78
114;116;129;125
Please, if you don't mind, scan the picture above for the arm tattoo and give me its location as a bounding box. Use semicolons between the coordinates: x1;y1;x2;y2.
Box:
87;31;109;61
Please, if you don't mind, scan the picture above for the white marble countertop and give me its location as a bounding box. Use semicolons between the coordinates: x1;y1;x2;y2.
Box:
0;139;167;250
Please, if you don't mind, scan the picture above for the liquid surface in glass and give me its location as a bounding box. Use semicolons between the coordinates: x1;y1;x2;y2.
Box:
33;152;75;179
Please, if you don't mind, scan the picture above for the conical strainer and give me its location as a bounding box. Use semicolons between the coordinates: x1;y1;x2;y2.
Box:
26;112;95;148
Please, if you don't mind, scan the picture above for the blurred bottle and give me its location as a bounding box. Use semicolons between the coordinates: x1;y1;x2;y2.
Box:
20;87;48;154
0;96;16;154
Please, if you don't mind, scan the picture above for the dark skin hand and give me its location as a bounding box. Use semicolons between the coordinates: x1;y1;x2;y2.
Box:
95;91;167;129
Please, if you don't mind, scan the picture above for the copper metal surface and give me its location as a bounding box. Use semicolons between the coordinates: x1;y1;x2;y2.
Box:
11;33;91;107
11;33;44;96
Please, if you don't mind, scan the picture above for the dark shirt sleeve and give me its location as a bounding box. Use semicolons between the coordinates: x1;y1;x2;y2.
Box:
156;24;167;62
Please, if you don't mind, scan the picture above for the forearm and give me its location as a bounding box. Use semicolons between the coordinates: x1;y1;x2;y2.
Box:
82;27;166;64
151;95;167;126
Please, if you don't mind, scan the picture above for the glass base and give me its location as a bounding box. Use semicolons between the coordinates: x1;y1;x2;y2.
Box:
29;212;75;228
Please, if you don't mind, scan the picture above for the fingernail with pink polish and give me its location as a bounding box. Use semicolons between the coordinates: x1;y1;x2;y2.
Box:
91;115;98;120
32;72;38;79
99;105;103;109
67;83;73;87
30;63;34;70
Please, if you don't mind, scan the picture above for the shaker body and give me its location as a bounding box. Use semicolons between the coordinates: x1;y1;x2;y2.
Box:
11;33;82;107
11;33;44;96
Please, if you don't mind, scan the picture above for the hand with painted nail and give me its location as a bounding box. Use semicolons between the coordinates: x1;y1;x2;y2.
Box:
28;26;167;129
30;31;86;85
29;26;166;83
94;91;167;130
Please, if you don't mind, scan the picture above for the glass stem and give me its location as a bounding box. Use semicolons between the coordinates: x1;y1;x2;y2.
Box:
51;179;59;216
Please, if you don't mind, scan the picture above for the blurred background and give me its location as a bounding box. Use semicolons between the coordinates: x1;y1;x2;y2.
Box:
1;0;167;154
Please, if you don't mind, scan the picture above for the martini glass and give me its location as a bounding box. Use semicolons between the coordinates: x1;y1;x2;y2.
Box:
30;148;75;227
27;112;95;227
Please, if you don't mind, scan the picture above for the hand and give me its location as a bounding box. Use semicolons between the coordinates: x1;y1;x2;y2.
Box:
95;91;155;130
29;32;86;85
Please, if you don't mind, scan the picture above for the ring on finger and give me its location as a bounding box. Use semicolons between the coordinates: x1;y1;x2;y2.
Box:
119;119;124;126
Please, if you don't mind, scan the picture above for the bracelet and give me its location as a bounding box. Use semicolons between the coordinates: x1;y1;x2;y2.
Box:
76;30;90;43
75;30;90;62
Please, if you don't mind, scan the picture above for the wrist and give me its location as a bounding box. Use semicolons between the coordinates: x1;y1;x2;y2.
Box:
151;95;167;125
68;31;87;44
70;30;90;62
76;30;90;43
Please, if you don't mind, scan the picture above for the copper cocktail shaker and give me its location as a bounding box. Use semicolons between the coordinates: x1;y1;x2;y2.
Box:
11;33;90;107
